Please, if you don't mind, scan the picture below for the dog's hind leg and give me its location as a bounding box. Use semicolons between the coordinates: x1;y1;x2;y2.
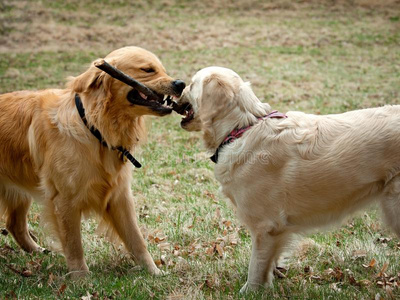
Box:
381;176;400;238
1;187;41;252
240;227;291;293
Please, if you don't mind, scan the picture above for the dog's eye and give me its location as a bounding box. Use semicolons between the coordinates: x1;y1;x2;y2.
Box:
141;68;155;73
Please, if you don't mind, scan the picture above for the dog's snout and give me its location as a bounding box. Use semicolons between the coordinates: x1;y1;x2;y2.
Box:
172;80;186;95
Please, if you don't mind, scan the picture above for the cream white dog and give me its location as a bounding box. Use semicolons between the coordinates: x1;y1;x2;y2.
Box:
176;66;400;292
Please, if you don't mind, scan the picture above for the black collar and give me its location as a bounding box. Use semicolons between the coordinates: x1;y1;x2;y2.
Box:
75;94;142;168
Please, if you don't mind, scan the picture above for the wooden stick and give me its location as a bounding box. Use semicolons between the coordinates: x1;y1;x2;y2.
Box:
94;59;158;100
171;101;190;115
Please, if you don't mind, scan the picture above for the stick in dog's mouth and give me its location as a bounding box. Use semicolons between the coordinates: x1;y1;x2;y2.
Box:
94;59;191;116
173;102;194;125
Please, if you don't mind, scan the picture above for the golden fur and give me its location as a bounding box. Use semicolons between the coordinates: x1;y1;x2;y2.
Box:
177;66;400;292
0;46;183;276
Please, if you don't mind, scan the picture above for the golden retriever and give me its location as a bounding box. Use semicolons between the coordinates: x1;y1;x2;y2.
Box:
176;66;400;292
0;46;185;277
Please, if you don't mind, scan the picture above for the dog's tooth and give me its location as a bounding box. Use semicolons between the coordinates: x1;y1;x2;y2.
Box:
139;91;148;100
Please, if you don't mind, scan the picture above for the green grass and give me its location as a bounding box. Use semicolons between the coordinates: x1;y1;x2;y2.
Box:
1;0;400;299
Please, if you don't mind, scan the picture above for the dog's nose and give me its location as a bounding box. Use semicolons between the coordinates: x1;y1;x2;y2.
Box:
172;80;186;95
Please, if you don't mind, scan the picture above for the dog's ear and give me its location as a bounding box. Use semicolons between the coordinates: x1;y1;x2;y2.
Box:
70;59;112;97
235;82;270;127
199;74;235;150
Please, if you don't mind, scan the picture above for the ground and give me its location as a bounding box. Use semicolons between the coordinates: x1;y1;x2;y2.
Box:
0;0;399;299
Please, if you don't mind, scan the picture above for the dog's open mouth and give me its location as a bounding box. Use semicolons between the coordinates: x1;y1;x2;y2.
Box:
127;89;178;115
178;103;194;125
94;60;184;116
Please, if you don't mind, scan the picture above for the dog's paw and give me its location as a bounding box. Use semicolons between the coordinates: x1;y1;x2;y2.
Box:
149;266;163;276
68;268;90;280
240;282;251;294
36;246;51;254
158;270;170;276
240;281;269;294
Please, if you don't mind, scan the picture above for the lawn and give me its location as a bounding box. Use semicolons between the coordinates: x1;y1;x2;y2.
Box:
0;0;399;299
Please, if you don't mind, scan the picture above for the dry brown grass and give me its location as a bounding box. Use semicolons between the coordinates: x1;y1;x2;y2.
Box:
1;0;399;54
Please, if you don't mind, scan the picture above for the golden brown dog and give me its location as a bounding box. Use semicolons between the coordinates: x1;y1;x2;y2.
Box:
177;66;400;292
0;46;185;276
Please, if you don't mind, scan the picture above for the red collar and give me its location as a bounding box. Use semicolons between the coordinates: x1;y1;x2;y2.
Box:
210;110;287;163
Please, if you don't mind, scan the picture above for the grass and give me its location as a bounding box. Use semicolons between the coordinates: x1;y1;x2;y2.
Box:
1;0;400;299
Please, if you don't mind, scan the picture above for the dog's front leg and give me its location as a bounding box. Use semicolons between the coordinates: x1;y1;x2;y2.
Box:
52;195;89;277
105;188;161;275
240;229;289;293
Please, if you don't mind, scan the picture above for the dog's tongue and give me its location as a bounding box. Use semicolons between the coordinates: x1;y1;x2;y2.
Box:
139;91;148;100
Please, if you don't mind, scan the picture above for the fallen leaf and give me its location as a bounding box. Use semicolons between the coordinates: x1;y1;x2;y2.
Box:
6;265;32;277
154;259;163;267
348;275;359;286
363;258;376;269
310;275;322;281
215;207;221;220
1;245;16;254
377;262;389;277
324;268;334;276
81;291;92;300
304;266;312;274
359;279;372;286
22;270;32;277
369;258;376;268
154;236;167;243
377;281;385;287
376;237;392;244
205;246;214;256
385;285;395;300
58;284;67;296
6;291;17;299
330;282;342;291
279;284;286;296
223;220;232;227
352;249;367;259
215;244;224;258
205;279;214;289
333;267;344;281
157;242;170;251
204;190;217;202
48;273;54;286
274;267;286;278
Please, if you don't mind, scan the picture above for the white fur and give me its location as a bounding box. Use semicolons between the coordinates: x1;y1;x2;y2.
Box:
178;66;400;292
